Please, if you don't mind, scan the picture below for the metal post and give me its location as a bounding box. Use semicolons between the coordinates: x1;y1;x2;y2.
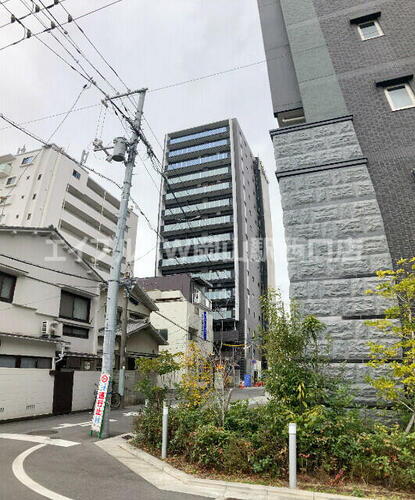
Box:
288;422;297;488
119;287;129;408
161;401;168;459
99;89;147;439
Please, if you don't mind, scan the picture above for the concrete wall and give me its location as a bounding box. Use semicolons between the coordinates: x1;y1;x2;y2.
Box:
273;117;393;404
148;291;213;355
257;0;303;115
72;371;100;412
0;368;54;420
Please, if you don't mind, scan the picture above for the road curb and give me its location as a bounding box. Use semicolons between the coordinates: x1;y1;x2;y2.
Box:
96;435;374;500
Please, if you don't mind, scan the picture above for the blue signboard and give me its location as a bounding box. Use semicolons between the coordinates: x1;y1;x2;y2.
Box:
201;311;207;340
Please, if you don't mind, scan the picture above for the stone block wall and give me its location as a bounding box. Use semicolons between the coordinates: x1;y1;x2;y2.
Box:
273;116;393;404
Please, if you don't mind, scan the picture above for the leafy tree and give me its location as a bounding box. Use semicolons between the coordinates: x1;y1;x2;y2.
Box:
260;289;343;410
135;351;180;407
366;258;415;432
179;341;214;407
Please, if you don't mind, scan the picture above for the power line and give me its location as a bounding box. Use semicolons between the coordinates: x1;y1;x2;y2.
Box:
47;82;90;141
0;58;272;133
0;252;103;282
149;59;267;93
0;0;125;52
0;115;229;344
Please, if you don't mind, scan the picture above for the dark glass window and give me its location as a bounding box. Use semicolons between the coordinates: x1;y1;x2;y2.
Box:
0;271;16;303
159;329;168;341
59;291;90;323
72;170;81;180
63;325;89;339
0;355;51;368
21;156;34;165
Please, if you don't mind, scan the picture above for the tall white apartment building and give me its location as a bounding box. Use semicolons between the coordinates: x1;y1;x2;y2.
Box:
0;145;138;277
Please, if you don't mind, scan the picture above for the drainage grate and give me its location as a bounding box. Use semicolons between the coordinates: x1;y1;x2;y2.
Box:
26;430;58;436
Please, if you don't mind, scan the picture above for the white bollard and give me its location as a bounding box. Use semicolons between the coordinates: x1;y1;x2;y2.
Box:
161;401;169;459
288;423;297;489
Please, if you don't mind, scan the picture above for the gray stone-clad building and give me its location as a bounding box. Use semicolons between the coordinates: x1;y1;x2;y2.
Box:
257;0;415;402
156;119;274;379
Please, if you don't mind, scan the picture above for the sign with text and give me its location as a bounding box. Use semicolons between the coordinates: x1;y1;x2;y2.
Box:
201;311;208;340
91;372;110;434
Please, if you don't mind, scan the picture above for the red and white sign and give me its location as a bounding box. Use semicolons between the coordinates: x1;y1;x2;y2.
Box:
91;373;110;433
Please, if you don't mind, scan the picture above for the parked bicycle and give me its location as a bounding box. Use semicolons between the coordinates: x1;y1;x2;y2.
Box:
93;384;121;409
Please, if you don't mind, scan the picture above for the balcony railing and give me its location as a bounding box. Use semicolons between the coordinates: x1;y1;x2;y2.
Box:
163;215;232;233
169;126;228;144
206;289;234;300
0;163;12;178
191;269;234;282
167;152;229;171
165;181;231;200
161;251;233;267
164;197;232;216
163;232;232;249
213;309;234;320
168;139;228;157
168;166;230;186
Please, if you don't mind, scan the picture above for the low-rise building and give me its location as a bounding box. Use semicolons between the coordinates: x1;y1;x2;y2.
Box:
0;226;163;419
137;274;213;356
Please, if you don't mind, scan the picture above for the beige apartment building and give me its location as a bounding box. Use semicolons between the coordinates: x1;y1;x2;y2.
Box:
0;145;138;278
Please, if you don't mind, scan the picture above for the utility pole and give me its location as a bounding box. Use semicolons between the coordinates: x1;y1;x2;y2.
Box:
119;284;129;408
95;88;147;439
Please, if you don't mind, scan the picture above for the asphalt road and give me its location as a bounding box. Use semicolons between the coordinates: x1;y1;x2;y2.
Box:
230;387;265;401
0;408;203;500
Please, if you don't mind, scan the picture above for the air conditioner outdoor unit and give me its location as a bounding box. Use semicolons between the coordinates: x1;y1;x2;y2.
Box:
41;320;63;338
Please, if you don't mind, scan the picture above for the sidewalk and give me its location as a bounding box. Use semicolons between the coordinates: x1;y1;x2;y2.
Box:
96;435;373;500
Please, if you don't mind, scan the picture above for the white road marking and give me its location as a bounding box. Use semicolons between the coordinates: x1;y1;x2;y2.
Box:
123;412;140;417
52;419;116;430
12;443;74;500
0;434;79;447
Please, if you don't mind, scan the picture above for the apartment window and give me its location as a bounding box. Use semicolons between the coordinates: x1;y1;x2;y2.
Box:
72;169;81;180
21;156;34;165
358;20;383;40
62;325;89;339
37;174;42;180
15;214;19;219
26;213;31;220
0;355;51;368
59;291;90;323
0;271;16;303
385;83;415;111
32;193;36;200
5;176;16;186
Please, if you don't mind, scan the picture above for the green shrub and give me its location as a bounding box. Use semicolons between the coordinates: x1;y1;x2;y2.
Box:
133;406;163;450
350;425;415;489
189;425;234;468
169;406;216;455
